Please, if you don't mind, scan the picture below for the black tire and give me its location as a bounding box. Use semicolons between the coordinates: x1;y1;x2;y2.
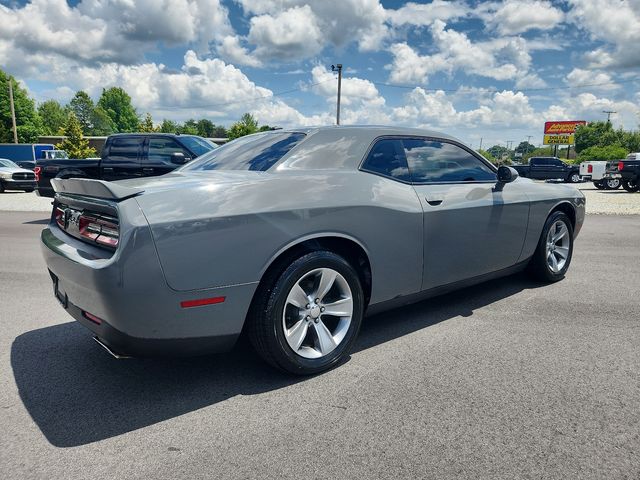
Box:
593;181;605;189
567;172;581;183
622;179;639;193
247;250;364;375
527;211;574;283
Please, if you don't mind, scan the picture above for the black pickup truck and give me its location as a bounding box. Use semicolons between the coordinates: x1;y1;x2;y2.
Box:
603;153;640;192
35;133;215;197
512;156;581;183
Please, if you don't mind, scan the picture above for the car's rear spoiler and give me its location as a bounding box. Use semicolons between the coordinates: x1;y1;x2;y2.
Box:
51;178;144;201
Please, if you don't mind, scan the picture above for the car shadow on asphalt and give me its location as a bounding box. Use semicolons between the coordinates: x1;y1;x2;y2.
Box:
11;271;543;448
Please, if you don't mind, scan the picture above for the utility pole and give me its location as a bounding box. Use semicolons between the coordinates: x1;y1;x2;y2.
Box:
8;76;18;144
479;137;483;150
526;135;532;144
603;110;616;123
331;64;342;125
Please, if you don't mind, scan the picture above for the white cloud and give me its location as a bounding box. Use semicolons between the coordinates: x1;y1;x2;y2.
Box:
217;35;263;68
247;5;324;61
485;0;564;35
0;0;232;67
568;0;640;68
386;0;470;26
565;68;618;90
386;22;532;84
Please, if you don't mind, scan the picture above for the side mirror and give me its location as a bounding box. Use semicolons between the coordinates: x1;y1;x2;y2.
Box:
497;166;519;183
170;152;189;165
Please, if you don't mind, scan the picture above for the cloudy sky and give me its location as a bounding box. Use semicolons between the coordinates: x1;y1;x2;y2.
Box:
1;0;639;147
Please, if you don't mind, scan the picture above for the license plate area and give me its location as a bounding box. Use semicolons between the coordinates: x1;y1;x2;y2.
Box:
50;271;68;309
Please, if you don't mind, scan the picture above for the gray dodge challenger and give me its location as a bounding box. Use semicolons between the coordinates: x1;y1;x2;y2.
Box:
41;126;585;374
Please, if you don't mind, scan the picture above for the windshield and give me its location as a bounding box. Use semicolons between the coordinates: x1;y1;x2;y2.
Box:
0;159;19;168
179;136;216;157
180;132;306;172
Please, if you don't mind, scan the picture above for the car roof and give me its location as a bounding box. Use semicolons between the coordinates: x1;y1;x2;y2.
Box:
274;125;458;141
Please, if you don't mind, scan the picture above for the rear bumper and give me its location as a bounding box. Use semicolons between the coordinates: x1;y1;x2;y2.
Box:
40;217;258;357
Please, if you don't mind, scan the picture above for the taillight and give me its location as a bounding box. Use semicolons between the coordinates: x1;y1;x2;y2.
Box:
618;161;624;171
34;166;41;182
78;214;119;248
54;206;65;228
587;164;593;173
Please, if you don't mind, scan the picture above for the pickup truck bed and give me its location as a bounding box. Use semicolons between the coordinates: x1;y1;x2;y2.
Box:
604;153;640;192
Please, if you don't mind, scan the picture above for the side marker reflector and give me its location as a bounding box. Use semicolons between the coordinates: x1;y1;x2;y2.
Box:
180;296;226;308
83;311;103;325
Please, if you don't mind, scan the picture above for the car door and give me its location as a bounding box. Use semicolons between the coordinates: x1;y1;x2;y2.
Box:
144;136;193;177
101;136;144;181
530;158;547;178
401;137;530;290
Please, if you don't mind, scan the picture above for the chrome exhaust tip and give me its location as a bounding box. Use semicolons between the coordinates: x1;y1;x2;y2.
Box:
93;336;133;359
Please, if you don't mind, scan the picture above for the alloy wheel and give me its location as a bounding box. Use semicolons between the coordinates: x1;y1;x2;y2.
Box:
546;220;570;273
282;267;353;359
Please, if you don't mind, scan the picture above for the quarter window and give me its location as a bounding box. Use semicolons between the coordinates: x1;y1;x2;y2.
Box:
402;139;496;183
361;139;411;182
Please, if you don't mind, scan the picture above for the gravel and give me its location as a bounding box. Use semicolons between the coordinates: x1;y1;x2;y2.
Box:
0;182;638;215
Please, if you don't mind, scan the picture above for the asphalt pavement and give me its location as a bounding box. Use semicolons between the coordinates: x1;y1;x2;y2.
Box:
1;211;638;479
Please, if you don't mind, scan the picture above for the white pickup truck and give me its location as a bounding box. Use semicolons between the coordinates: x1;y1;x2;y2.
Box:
579;161;621;189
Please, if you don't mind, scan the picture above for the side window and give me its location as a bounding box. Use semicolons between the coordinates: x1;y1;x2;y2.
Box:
403;138;496;183
148;138;191;164
361;139;411;182
108;137;143;163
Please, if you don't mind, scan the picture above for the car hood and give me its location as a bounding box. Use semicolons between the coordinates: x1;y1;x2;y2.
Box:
0;166;33;174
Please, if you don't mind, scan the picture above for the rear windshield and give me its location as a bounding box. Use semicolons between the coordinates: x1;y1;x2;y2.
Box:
180;132;306;172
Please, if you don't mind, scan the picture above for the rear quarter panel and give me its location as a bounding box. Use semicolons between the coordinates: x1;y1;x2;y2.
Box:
135;171;424;304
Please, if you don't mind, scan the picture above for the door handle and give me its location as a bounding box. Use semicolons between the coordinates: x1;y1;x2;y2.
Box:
426;197;443;206
142;167;154;174
103;167;113;173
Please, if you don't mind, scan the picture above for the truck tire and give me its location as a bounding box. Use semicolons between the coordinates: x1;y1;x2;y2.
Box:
568;172;581;183
622;179;639;192
604;178;621;190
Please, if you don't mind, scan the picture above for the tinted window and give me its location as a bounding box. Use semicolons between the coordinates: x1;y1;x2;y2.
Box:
178;136;215;157
181;132;305;172
108;137;143;162
403;139;496;183
148;138;191;164
532;158;549;165
361;139;411;181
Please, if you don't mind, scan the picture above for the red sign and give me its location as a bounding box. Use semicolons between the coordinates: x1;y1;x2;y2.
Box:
544;120;587;134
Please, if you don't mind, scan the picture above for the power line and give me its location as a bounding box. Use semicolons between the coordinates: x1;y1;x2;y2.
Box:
371;77;639;94
158;78;335;110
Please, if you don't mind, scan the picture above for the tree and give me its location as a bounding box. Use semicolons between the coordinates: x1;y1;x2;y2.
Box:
179;119;198;135
68;91;95;134
0;69;42;142
196;118;215;137
139;113;157;132
38;100;67;135
515;141;535;155
97;87;139;132
577;145;629;162
159;119;180;133
227;113;258;140
478;149;496;163
91;106;115;135
56;112;96;158
486;145;512;161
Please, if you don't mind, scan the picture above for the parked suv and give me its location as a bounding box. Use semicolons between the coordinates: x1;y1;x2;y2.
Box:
35;133;215;197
